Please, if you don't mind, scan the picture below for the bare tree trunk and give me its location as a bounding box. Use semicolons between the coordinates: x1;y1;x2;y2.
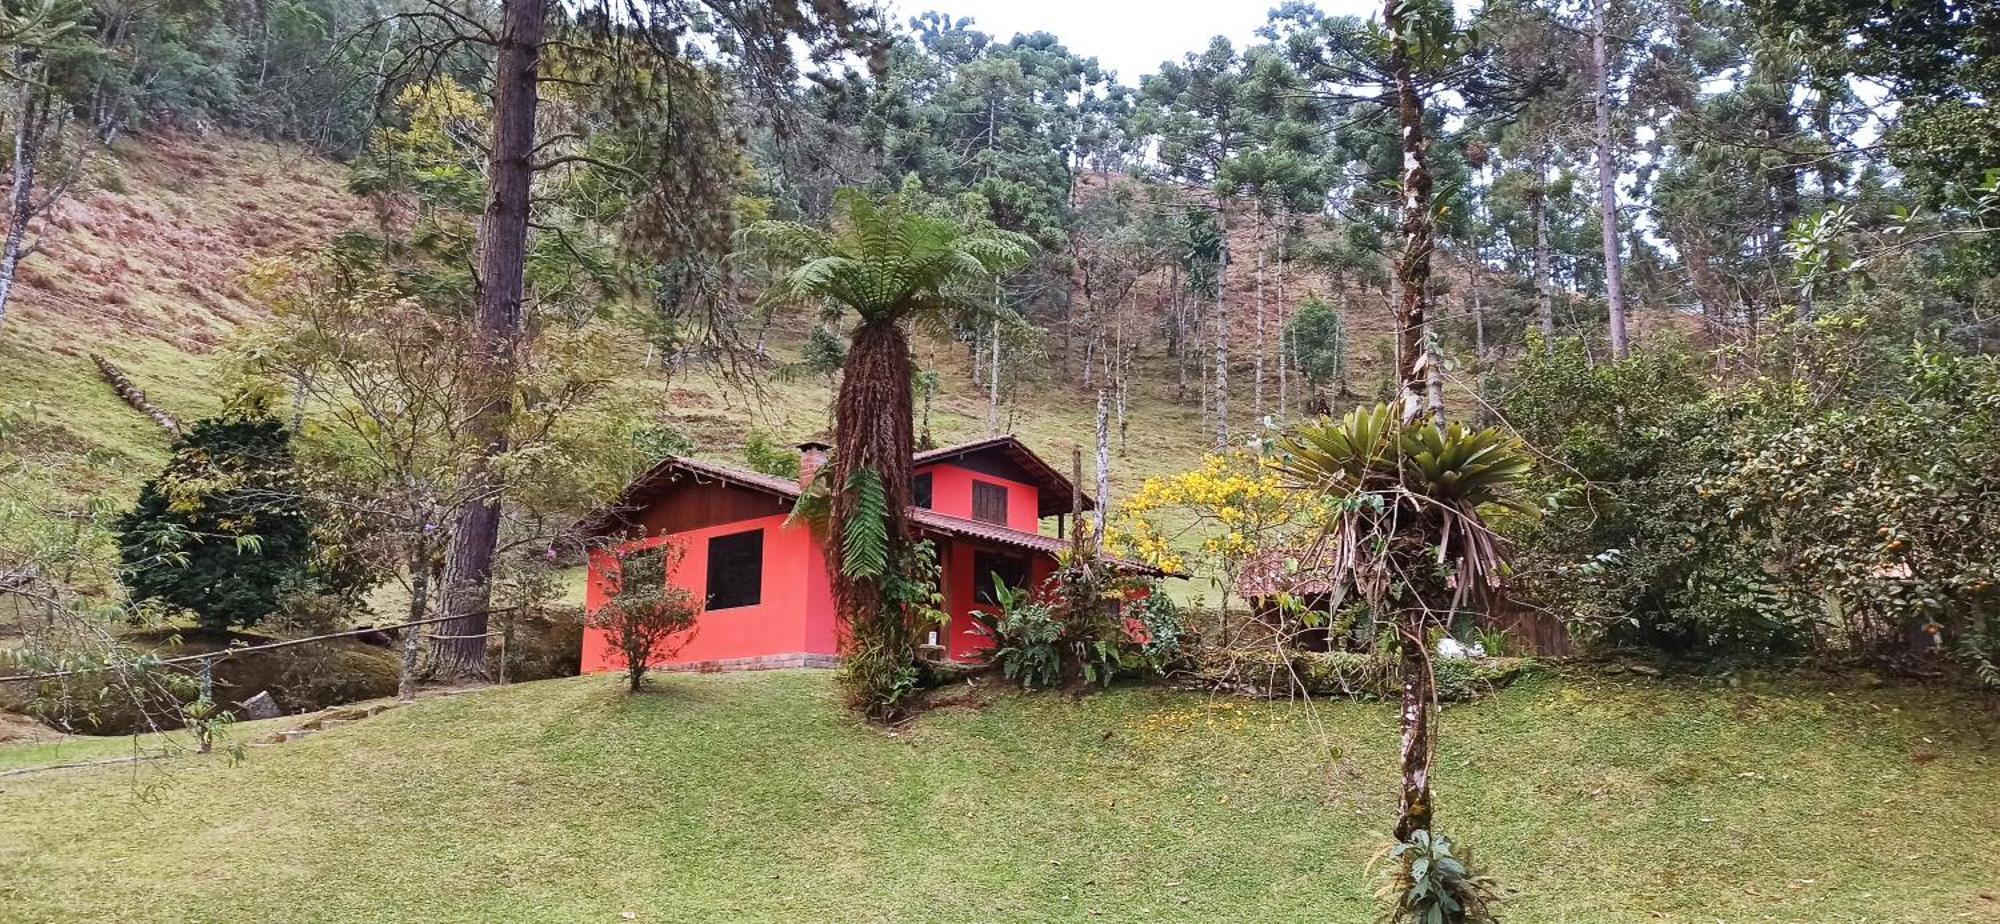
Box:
1275;217;1289;420
1253;212;1266;423
0;58;46;331
1213;210;1231;449
987;316;1001;435
436;0;545;681
1093;385;1109;545
1531;146;1555;352
1386;0;1438;843
1593;0;1630;358
1392;607;1434;840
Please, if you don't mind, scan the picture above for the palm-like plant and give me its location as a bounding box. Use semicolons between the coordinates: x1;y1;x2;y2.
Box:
742;187;1032;718
1278;404;1532;846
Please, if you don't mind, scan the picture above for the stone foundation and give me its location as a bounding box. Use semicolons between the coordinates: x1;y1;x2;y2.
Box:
657;652;841;674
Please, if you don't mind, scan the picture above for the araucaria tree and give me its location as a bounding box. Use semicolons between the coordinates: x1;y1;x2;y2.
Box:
744;188;1031;719
588;544;700;692
116;398;318;633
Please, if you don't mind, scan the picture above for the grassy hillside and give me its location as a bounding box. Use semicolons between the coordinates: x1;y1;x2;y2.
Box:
2;669;1995;923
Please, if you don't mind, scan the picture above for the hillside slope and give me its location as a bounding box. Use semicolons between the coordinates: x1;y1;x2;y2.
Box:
1;669;1995;922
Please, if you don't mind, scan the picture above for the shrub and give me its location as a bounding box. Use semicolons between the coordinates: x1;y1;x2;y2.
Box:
587;545;700;692
744;430;801;479
975;578;1067;690
115;398;317;633
975;566;1183;691
1374;830;1501;924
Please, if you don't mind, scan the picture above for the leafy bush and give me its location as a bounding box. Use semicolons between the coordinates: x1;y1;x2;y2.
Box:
976;565;1193;690
1374;830;1501;924
744;431;801;479
587;544;701;692
115;400;318;633
975;578;1068;690
1499;331;2000;681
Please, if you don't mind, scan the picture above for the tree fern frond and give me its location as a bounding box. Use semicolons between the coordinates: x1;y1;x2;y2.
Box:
840;466;890;579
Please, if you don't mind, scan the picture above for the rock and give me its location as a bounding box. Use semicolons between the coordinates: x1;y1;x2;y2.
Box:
238;690;281;720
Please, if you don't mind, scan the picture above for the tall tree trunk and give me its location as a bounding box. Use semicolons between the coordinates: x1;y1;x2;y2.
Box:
435;0;545;680
1093;385;1110;544
1275;217;1289;420
1385;0;1438;843
0;59;46;331
987;316;1001;435
1213;209;1231;449
1531;146;1555;352
1592;0;1630;358
1253;212;1266;422
829;319;918;719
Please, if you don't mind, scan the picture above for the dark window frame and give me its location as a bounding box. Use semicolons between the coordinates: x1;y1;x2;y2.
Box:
913;472;934;509
971;480;1009;525
704;528;764;610
973;550;1031;604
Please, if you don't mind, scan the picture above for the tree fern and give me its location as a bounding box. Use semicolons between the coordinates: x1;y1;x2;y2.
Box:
840;466;890;580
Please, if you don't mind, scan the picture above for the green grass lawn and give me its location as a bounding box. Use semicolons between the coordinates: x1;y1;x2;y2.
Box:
2;670;1995;923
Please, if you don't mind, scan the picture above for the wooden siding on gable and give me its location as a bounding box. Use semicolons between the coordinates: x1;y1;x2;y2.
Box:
628;476;793;539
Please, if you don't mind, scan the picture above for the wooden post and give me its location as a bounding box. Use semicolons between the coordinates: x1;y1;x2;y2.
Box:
196;656;215;755
1071;447;1084;557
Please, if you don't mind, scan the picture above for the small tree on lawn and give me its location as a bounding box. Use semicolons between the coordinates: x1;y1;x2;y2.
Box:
116;396;317;633
589;544;700;692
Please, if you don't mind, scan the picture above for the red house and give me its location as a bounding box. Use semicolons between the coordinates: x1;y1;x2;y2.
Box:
577;435;1164;673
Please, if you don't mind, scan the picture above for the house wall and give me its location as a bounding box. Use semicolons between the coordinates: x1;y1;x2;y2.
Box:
919;463;1042;533
940;539;1058;662
582;513;837;673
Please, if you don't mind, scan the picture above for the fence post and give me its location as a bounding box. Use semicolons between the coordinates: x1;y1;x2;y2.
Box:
196;656;215;755
498;613;512;686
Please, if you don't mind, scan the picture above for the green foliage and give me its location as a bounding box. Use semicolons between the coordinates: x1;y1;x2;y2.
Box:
115;400;317;633
974;577;1067;690
743;431;800;480
1286;296;1348;396
836;540;948;718
1374;830;1501;924
743;186;1035;328
976;559;1182;691
1278;405;1534;610
587;544;701;692
631;425;695;462
1500;331;2000;681
838;466;890;580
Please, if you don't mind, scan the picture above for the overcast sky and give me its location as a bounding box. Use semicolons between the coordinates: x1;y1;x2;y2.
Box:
891;0;1382;86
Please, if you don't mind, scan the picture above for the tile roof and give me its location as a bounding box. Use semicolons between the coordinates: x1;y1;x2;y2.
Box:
579;456;1164;576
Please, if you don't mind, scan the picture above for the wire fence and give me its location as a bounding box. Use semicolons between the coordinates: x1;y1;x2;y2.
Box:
1;608;521;753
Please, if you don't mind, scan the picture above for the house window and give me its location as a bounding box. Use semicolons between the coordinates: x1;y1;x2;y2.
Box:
973;550;1030;604
913;473;933;509
972;480;1009;525
705;529;763;609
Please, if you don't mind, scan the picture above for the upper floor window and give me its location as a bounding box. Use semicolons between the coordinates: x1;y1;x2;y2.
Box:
971;480;1008;525
705;529;763;609
913;472;933;509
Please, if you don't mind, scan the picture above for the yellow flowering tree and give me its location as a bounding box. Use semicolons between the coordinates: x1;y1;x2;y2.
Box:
1110;451;1326;615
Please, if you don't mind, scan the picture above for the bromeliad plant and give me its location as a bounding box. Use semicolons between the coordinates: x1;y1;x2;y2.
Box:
1372;830;1502;924
746;187;1030;719
1279;403;1529;923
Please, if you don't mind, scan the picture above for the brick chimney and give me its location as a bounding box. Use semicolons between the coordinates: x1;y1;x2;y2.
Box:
797;440;832;486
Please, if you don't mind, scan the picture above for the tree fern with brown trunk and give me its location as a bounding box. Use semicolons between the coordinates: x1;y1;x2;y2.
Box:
744;188;1031;718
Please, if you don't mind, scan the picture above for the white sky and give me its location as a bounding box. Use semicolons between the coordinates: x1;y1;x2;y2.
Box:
891;0;1383;86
